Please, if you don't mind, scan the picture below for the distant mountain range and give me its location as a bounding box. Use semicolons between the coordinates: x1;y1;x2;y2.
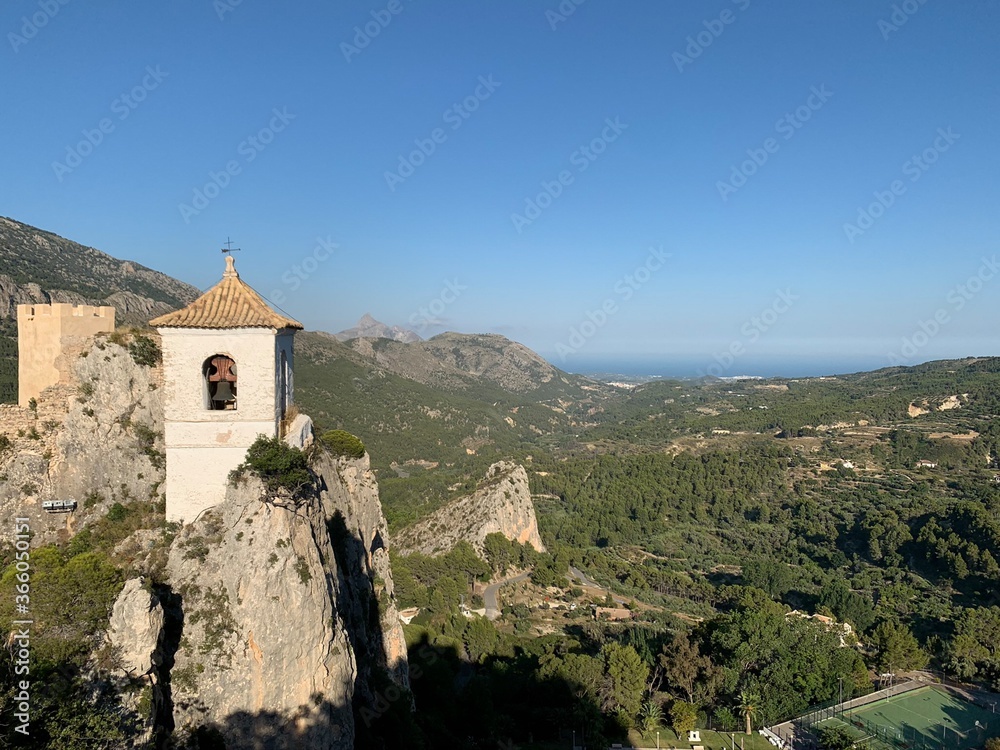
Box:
334;313;421;344
294;329;612;476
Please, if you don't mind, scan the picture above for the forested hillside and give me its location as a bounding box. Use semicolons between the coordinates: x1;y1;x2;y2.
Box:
333;357;1000;747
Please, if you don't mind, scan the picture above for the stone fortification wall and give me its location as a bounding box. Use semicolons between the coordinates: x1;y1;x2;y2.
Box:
17;303;115;406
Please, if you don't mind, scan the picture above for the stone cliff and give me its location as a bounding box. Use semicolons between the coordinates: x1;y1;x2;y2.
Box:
159;448;410;748
394;460;546;557
0;333;166;544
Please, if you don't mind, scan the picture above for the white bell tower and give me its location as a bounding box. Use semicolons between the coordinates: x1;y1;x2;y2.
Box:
150;254;302;523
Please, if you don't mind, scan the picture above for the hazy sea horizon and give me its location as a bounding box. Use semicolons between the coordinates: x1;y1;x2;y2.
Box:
559;354;931;381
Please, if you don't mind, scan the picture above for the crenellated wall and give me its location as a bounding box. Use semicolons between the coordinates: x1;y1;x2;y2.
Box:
17;303;115;407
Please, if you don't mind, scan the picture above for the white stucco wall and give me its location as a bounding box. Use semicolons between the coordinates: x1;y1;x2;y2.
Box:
165;446;248;523
159;328;281;423
158;327;298;523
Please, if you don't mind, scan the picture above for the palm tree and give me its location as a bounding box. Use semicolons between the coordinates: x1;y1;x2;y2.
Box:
639;699;664;734
738;690;759;736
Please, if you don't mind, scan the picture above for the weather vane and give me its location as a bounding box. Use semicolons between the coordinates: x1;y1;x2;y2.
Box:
221;237;241;255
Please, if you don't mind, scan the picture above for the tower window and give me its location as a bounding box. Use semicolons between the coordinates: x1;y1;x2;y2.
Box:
204;355;237;410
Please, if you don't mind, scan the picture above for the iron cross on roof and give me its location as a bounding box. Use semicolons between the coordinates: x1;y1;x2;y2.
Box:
221;237;241;254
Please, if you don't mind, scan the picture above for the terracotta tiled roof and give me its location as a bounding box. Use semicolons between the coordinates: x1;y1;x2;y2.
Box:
149;256;303;330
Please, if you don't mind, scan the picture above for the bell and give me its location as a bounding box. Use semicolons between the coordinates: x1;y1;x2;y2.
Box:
213;381;234;403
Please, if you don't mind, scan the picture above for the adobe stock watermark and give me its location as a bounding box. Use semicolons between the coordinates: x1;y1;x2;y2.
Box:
699;289;798;377
11;518;32;737
341;0;409;63
717;85;833;201
887;255;999;366
673;0;751;73
555;246;670;360
408;279;467;335
268;236;338;306
214;0;246;21
843;127;959;244
385;75;501;192
51;66;169;183
8;0;71;53
509;117;627;233
546;0;586;31
177;107;296;223
878;0;929;41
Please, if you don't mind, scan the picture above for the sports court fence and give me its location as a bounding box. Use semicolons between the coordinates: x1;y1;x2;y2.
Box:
772;679;1000;750
795;680;922;732
768;680;923;750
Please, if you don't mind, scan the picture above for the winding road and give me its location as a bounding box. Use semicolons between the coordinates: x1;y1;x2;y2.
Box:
569;566;628;606
483;571;530;620
482;567;632;621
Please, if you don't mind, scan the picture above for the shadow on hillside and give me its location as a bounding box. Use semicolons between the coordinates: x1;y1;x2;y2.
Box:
160;597;625;749
325;508;419;748
405;632;620;750
154;583;184;748
167;704;352;749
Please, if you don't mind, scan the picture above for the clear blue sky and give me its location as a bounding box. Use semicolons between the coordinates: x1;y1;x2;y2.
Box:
2;1;998;377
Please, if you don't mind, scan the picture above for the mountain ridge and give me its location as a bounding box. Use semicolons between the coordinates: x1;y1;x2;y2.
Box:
0;216;200;319
334;313;421;344
0;216;201;401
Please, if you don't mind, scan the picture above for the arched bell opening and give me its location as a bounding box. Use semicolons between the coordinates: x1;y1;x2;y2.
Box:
203;354;237;410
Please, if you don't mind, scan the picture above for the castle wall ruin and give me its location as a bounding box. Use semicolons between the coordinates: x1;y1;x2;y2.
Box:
17;303;116;407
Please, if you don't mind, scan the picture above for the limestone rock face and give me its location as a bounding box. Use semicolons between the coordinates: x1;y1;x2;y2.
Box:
395;460;546;556
283;412;315;450
163;448;408;749
316;451;410;686
108;577;164;677
166;477;356;749
0;337;165;545
52;338;164;504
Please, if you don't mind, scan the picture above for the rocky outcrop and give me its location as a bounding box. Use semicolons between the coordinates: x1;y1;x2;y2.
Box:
0;335;166;544
161;447;408;749
165;476;356;748
394;460;545;557
317;451;410;685
108;578;165;677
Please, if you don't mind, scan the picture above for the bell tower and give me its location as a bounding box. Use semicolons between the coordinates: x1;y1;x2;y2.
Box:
150;255;303;523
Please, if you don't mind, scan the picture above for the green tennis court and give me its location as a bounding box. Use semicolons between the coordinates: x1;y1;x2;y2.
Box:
814;686;999;750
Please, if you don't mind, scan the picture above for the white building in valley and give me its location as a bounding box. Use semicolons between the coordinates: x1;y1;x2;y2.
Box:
150;255;303;523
